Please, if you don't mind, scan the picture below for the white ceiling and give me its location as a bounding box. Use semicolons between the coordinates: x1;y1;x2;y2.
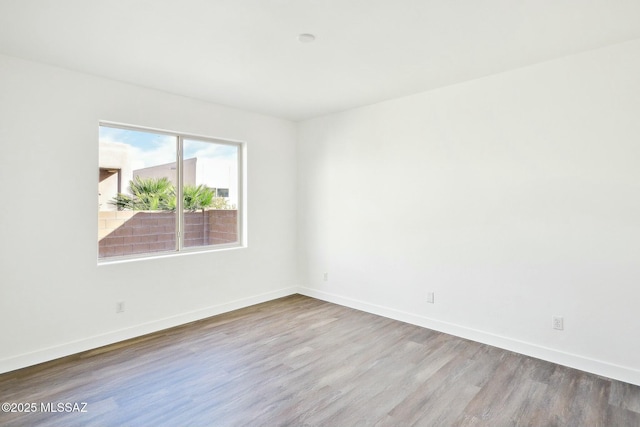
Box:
1;0;639;121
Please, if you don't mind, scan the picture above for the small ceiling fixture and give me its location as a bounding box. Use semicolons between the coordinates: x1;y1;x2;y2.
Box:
298;33;316;43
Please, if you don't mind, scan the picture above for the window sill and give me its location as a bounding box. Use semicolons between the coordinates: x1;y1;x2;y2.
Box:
97;243;246;266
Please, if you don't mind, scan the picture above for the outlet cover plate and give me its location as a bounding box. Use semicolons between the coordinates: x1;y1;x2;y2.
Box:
552;315;563;330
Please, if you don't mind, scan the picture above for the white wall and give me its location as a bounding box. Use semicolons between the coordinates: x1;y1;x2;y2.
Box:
0;54;298;372
298;39;640;385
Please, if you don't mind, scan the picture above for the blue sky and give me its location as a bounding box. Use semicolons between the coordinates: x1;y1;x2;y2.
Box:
99;126;237;169
99;126;174;152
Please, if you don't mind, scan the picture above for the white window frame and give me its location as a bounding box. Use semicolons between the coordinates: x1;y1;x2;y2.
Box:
98;121;245;263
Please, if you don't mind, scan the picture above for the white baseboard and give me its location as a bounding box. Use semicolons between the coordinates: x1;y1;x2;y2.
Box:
0;287;298;375
298;287;640;386
5;286;639;387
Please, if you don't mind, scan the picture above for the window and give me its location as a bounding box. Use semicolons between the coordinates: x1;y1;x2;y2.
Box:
98;123;243;261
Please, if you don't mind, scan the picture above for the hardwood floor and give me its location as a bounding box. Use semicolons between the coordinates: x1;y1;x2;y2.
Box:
1;294;639;426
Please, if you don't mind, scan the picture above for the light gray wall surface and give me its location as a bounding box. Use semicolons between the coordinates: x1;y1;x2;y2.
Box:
297;39;640;385
0;54;298;372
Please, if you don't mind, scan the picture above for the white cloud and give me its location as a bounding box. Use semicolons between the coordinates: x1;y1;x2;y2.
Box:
129;143;176;170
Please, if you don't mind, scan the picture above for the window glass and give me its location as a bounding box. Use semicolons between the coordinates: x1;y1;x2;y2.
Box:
98;124;242;261
182;139;238;249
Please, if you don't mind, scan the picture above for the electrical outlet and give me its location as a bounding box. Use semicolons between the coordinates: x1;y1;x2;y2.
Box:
116;301;125;313
427;292;435;304
552;315;563;330
323;272;328;282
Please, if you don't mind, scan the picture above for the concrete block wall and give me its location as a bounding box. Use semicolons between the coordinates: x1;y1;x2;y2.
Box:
207;210;238;245
98;210;238;259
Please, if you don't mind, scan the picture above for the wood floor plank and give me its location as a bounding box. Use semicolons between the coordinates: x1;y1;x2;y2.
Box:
610;380;640;413
1;294;639;426
453;352;526;426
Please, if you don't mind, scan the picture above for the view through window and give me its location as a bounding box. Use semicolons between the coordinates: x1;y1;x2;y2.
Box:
98;124;242;261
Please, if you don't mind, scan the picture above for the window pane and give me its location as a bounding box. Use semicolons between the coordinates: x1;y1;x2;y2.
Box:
182;139;239;248
98;127;177;259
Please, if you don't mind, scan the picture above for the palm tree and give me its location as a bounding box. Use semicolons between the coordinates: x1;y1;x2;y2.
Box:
110;176;174;211
183;184;215;212
111;177;229;211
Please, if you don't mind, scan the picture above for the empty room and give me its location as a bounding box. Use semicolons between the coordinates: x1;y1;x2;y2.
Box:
1;1;639;425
